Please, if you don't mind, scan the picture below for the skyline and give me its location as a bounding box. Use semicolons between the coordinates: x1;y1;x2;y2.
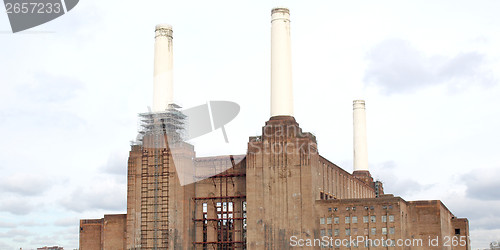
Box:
1;1;500;249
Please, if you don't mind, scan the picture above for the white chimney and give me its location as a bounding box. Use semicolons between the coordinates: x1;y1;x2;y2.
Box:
353;100;369;172
153;24;174;112
271;8;294;117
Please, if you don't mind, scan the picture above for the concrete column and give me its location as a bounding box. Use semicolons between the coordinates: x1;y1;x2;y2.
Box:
271;8;294;117
153;24;174;112
353;100;369;171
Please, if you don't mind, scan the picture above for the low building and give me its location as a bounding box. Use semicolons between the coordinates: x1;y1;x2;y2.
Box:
37;247;64;250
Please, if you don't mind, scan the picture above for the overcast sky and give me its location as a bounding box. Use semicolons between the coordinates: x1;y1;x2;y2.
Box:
1;0;500;249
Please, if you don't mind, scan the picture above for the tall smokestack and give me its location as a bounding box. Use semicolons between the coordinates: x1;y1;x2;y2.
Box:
153;24;174;112
353;100;369;172
271;8;294;117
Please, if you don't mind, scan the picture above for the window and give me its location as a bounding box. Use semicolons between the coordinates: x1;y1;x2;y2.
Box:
389;227;395;235
328;229;333;236
455;229;461;235
382;215;387;222
242;201;247;243
382;227;387;235
328;207;332;212
352;216;358;223
389;215;395;222
371;228;376;235
334;217;339;224
320;217;325;225
353;228;358;235
334;207;338;211
370;216;376;223
202;205;209;224
345;228;351;236
334;229;339;236
388;205;393;209
202;202;208;248
363;216;368;223
345;217;350;224
327;217;332;224
352;206;356;211
321;229;326;236
215;202;234;244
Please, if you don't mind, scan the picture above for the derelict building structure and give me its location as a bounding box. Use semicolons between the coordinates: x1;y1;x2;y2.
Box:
79;8;470;250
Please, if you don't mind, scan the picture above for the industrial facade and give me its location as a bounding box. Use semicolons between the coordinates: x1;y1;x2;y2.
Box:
79;8;470;250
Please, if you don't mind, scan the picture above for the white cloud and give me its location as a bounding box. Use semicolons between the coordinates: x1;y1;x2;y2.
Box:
0;229;33;238
59;176;126;213
1;1;500;249
364;39;496;94
463;168;500;201
371;161;430;197
0;241;14;250
53;216;80;227
0;174;56;196
0;197;38;215
100;151;129;176
470;228;500;249
0;221;16;228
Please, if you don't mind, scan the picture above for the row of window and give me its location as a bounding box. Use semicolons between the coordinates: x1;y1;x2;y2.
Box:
320;215;395;225
201;201;247;249
202;201;240;213
327;205;393;212
320;227;396;237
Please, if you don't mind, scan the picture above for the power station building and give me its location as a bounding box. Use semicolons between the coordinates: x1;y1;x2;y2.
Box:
79;8;470;250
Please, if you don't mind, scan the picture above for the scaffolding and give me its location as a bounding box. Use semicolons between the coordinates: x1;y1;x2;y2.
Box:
138;104;187;250
192;156;247;250
134;104;248;249
135;103;187;146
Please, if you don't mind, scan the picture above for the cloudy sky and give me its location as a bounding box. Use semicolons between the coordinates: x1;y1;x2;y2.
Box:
1;0;499;249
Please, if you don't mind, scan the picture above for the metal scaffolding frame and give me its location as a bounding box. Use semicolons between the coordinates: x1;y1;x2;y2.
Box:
138;104;186;250
192;156;247;250
135;103;187;146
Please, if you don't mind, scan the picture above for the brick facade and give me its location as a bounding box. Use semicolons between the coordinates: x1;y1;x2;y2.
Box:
80;117;469;249
79;214;126;250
